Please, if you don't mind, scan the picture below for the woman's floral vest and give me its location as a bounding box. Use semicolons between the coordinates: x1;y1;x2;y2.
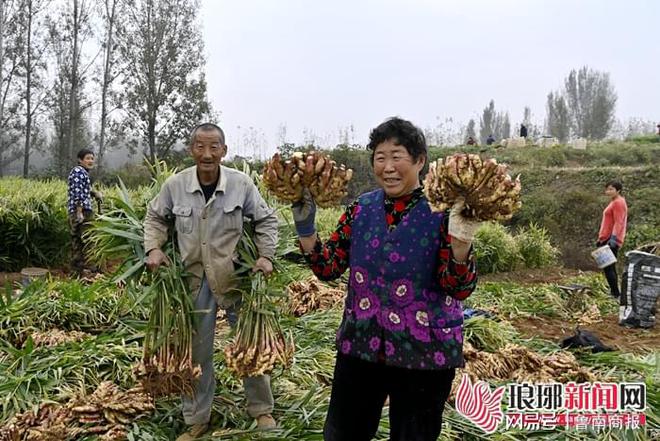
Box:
335;189;465;370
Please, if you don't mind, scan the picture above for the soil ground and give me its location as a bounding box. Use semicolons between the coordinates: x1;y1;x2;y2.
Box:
1;268;70;286
481;266;586;285
511;313;659;354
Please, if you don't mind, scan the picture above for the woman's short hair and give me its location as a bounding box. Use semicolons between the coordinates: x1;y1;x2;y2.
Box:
77;149;94;160
605;180;623;192
366;117;427;164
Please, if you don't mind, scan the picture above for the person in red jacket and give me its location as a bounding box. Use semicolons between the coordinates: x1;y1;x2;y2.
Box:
597;180;628;298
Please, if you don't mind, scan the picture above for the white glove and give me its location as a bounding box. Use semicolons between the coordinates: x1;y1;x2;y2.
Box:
448;198;481;243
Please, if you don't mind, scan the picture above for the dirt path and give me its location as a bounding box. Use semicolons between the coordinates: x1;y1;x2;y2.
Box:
0;272;23;285
511;314;659;354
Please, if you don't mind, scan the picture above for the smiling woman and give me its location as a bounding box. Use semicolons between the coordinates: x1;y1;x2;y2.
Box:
288;117;482;441
372;141;425;199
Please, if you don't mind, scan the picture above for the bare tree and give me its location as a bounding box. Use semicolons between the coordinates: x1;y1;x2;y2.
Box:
47;0;95;175
302;127;319;148
96;0;121;173
337;124;356;147
0;0;24;175
275;123;295;156
64;0;93;167
425;117;461;147
118;0;212;161
18;0;50;177
563;66;617;139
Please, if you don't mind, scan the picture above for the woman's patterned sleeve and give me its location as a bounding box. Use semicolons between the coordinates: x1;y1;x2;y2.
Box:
436;213;478;300
68;168;86;205
302;200;359;281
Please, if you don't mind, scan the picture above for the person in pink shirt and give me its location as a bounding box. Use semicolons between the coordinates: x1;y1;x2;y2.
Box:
596;180;628;298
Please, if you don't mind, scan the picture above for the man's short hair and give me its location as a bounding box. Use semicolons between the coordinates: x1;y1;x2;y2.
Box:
190;123;225;145
77;148;94;160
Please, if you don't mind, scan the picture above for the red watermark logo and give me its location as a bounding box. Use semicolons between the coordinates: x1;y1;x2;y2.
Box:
454;374;648;434
455;374;506;434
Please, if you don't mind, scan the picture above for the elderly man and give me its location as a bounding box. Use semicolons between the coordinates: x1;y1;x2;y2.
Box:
144;123;279;440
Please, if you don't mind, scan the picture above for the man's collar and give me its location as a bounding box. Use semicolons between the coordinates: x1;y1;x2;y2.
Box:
186;165;227;194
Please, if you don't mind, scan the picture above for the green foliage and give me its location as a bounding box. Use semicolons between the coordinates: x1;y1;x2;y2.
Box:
533;146;567;166
0;333;141;418
427;141;660;168
325;147;377;203
515;223;560;268
463;316;518;351
511;165;660;268
465;282;563;319
0;178;70;270
3;141;659;274
316;207;344;240
0;277;145;418
622;224;660;255
627;134;660;144
0;271;655;439
97;163;153;188
0;277;146;346
473;223;522;273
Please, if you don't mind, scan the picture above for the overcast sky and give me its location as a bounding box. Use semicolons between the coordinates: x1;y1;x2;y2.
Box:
201;0;659;156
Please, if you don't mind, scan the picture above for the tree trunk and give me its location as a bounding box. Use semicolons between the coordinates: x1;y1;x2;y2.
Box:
66;0;80;166
0;0;5;176
148;115;156;162
98;0;117;175
23;0;33;178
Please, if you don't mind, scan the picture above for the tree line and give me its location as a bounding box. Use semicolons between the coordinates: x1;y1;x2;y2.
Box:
459;66;619;146
0;0;645;179
0;0;214;177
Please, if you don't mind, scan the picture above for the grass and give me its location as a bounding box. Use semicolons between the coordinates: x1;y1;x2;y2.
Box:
0;156;657;439
1;272;656;440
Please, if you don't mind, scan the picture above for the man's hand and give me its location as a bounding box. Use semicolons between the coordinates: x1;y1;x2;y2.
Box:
146;248;169;272
76;210;84;225
92;190;104;202
448;197;481;243
252;256;274;276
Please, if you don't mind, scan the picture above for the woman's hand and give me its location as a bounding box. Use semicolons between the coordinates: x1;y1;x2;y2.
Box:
607;235;618;249
291;189;317;237
448;198;481;243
